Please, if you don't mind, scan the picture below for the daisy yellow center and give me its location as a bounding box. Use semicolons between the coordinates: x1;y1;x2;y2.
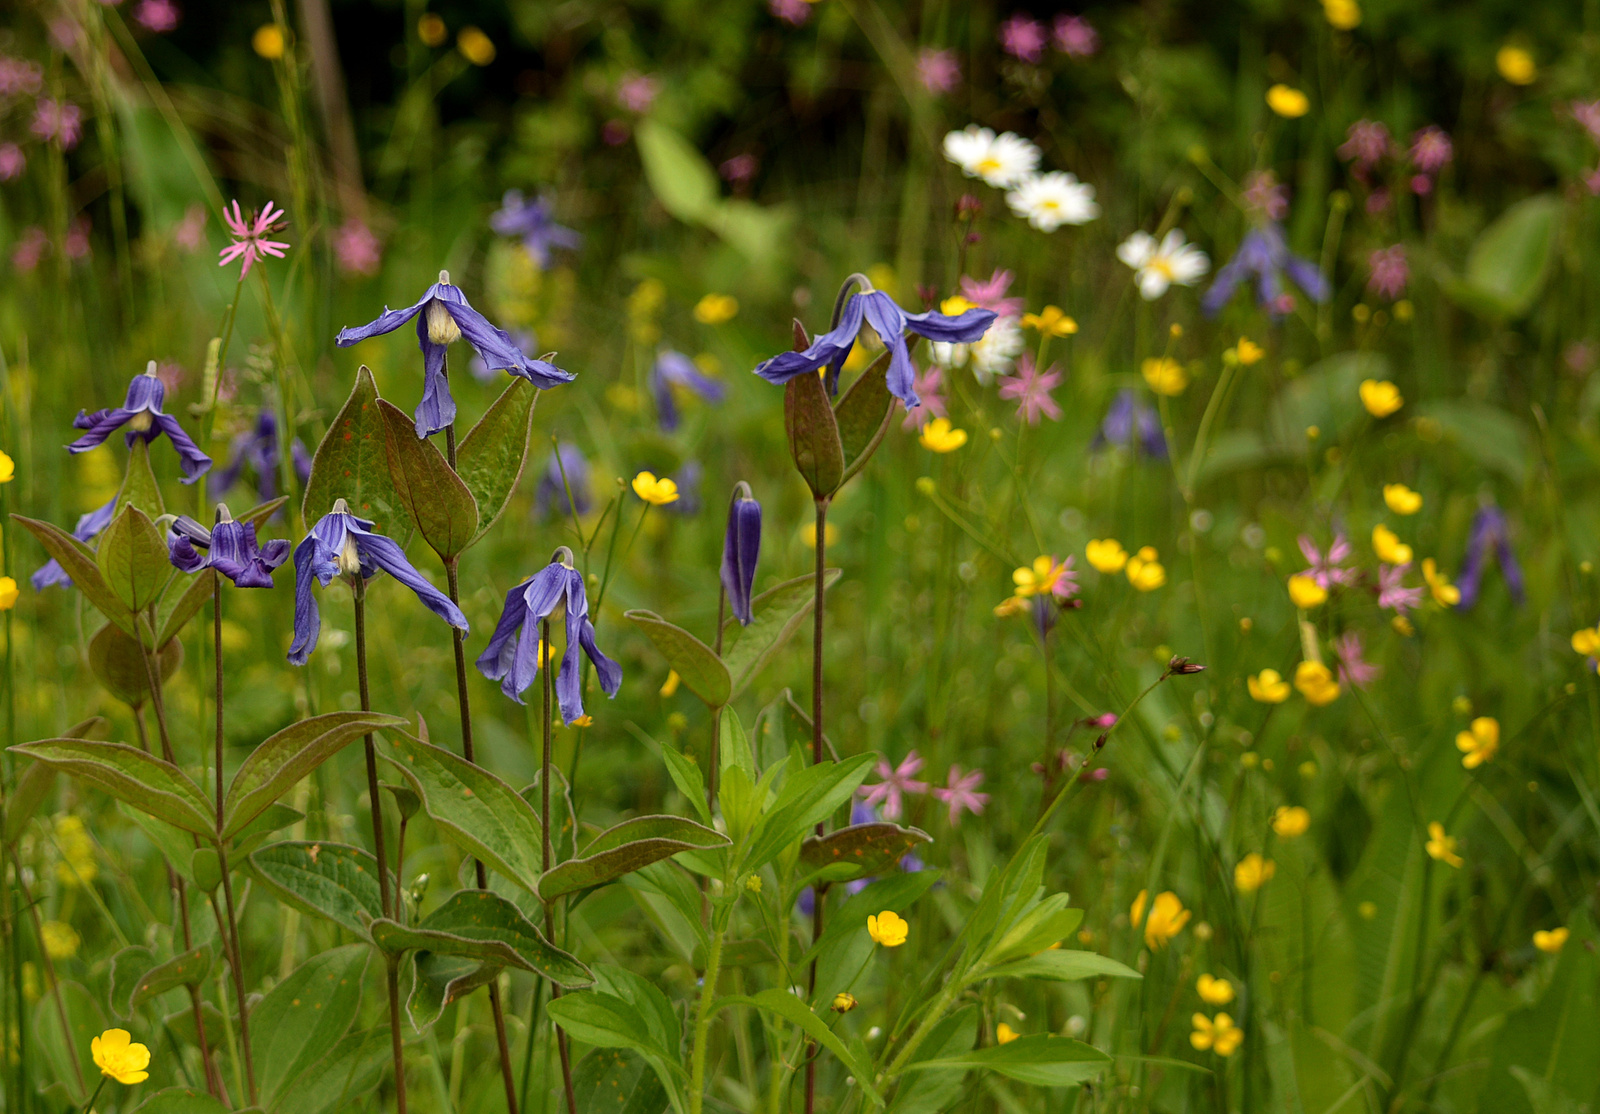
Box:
976;156;1002;175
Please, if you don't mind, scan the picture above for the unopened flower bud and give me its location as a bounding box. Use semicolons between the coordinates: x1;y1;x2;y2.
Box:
1166;655;1206;676
831;992;858;1013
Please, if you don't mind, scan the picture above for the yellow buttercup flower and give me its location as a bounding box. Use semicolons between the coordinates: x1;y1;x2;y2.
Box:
919;418;968;453
457;26;496;66
802;521;840;549
1572;628;1600;656
632;471;680;506
1455;716;1499;769
1383;484;1422;515
1422;559;1460;606
92;1028;151;1085
993;595;1030;618
1425;822;1463;868
659;670;681;697
252;23;287;59
1125;547;1166;591
1266;85;1309;118
867;910;909;947
1248;669;1291;704
940;295;975;316
40;921;80;961
1360;379;1403;417
1496;45;1537;86
1196;974;1235;1005
1287;574;1327;609
1372;525;1413;566
1190;1013;1243;1056
1272;806;1311;838
1142;357;1188;396
1322;0;1361;29
1533;927;1569;954
1022;305;1078;337
831;992;858;1013
694;293;739;325
996;1023;1021;1044
1294;661;1340;706
1226;337;1264;366
1131;890;1190;949
1013;556;1071;598
417;13;448;46
1086;539;1128;574
1234;853;1276;893
0;577;17;612
0;449;15;483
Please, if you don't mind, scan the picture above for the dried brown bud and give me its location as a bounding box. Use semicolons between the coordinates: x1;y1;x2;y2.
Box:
1166;656;1206;676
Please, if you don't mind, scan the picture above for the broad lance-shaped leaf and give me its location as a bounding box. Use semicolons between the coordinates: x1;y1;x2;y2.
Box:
249;842;388;938
97;503;170;612
977;949;1142;983
720;570;841;701
456;375;539;546
119;438;165;518
88;621;182;708
128;1088;231;1114
834;342;913;488
369;889;592;988
251;944;368;1110
108;945;156;1019
229;802;303;858
223;711;406;838
12;515;136;637
572;1048;669;1114
623;611;730;707
5;716;108;845
377;398;479;560
303;364;407;537
408;953;501;1030
785;369;845;500
383;729;545;893
129;946;215;1012
741;753;876;873
155;568;215;648
285;1027;390;1114
901;1034;1111;1087
539;815;730;901
717;991;883;1106
10;739;213;836
800;822;931;883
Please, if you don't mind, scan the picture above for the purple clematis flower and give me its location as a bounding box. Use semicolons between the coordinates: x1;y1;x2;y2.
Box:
31;496;118;591
489;191;581;270
1457;503;1524;609
68;362;212;483
535;443;592;519
651;350;725;432
168;505;290;589
475;548;622;722
754;279;995;408
1201;224;1330;319
288;499;468;665
1094;389;1168;458
721;482;762;626
211;410;312;504
335;271;575;439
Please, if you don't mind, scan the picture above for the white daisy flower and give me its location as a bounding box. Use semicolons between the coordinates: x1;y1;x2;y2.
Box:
1116;229;1210;300
969;315;1025;382
1006;172;1099;231
943;126;1040;189
928;340;969;369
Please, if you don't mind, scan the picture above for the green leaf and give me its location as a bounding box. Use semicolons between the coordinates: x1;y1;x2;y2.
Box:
549;965;686;1111
720;989;883;1106
108;945;156;1019
155;568;216;647
88;621;182;708
129;946;215;1011
538;815;730;901
655;740;709;825
223;711;406;838
118;801;198;883
978;949;1141;984
278;1026;390;1114
384;730;545;893
719;706;755;779
190;846;222;891
888;1005;978;1114
834;346;902;487
302;365;407;537
903;1034;1111;1087
251;944;368;1111
229;802;304;858
370;889;592;988
6;716;106;844
635;119;719;223
785;371;845;500
623;611;731;707
377;398;479;560
249;841;387;938
742;753;876;873
119;439;166;518
1413;400;1530;485
1460;193;1562;318
10;738;213;835
237;496;290;526
97;503;170;612
800;822;932;884
132;1088;232;1114
720;571;840;701
456;375;539;546
11;515;136;637
408;952;501;1030
803;871;940;1009
572;1048;670;1114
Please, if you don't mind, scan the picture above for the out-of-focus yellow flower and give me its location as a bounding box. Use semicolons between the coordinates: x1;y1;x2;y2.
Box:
1295;661;1340;706
1496;45;1537;85
1013;556;1071;598
569;714;595;728
1142;357;1188;396
1322;0;1361;29
659;670;681;697
457;26;496;65
92;1029;151;1085
1425;822;1463;868
1272;806;1311;837
919;418;968;453
1226;337;1264;366
0;577;17;612
1572;628;1600;656
252;23;287;59
1422;558;1460;606
940;295;974;316
1360;379;1403;417
996;1023;1021;1044
1266;85;1310;118
831;992;858;1013
1191;1013;1242;1055
1533;927;1569;954
40;921;79;961
1196;974;1235;1005
1455;716;1499;769
54;815;98;887
1086;539;1128;574
802;521;840;549
993;595;1030;618
868;910;908;947
1383;484;1422;515
632;472;680;506
1131;890;1190;949
417;13;448;47
0;450;14;484
1248;670;1291;703
1022;306;1078;337
1288;575;1327;609
1126;547;1166;591
1392;614;1415;637
1372;525;1413;566
694;293;739;325
1234;853;1276;893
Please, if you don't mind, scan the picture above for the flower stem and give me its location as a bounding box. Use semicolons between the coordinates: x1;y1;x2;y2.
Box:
542;619;579;1114
77;1076;105;1114
805;496;829;1114
386;955;409;1114
689;926;726;1114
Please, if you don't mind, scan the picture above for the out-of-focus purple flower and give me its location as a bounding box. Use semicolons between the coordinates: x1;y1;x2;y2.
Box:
1377;562;1422;614
1366;189;1392;214
769;0;811;22
1367;245;1408;300
333;219;381;276
617;73;660;114
1566;341;1596;374
1457;503;1524;609
1409;175;1434;196
535;443;591;519
858;751;929;821
998;353;1062;425
212;410;310;504
218;199;290;277
1410;126;1454;174
916;48;961;94
0;57;44;98
1094;389;1167;458
900;365;946;431
721;482;762;626
1202;223;1330;318
289;499;468;665
68;362;212;483
932;765;989;825
64;216;91;260
719;154;758;184
30;100;82;150
169;505;290;589
999;14;1047;62
489;190;581;270
1334;631;1381;689
650;350;725;432
475;549;621;721
134;0;179;32
960;268;1025;316
1053;14;1099;56
154;361;183;395
173;204;205;252
32;496;116;591
1241;171;1289;222
666;460;702;515
1298;533;1357;589
1338;120;1393;171
0;144;24;182
11;227;48;272
600;120;629;146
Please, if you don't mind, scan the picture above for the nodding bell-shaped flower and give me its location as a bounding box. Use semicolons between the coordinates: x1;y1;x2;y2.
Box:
32;495;117;591
650;349;725;432
211;410;311;503
288;499;467;665
168;504;290;589
335;270;575;439
721;482;762;626
475;547;622;723
68;362;212;483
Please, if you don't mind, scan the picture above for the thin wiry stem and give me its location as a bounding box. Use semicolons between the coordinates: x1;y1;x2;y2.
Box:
543;619;578;1114
804;497;829;1114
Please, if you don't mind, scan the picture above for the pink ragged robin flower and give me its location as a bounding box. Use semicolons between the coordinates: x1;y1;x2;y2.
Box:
1338;120;1393;170
1298;533;1357;589
1053;15;1099;57
933;765;989;825
1367;245;1408;300
901;366;946;431
1334;631;1381;688
1241;170;1289;221
135;0;179;32
917;48;960;95
858;751;929;821
959;268;1025;316
30;99;82;150
998;353;1063;425
1409;126;1454;174
218;199;290;277
998;14;1047;62
333;219;381;276
768;0;810;25
1377;562;1423;614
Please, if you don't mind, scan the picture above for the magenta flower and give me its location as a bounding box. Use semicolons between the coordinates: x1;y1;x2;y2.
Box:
0;143;23;182
1334;631;1381;689
998;353;1063;425
64;217;91;260
1410;126;1454;174
959;268;1026;316
617;73;660;114
11;226;48;272
719;154;758;184
1241;170;1289;222
1298;533;1357;589
30;100;82;151
768;0;811;24
998;14;1047;62
134;0;179;31
1367;245;1408;300
1377;562;1423;614
0;57;44;98
858;751;929;821
1338;120;1393;170
1053;15;1099;57
900;366;946;431
218;199;290;277
333;219;381;276
917;48;961;94
932;765;989;826
173;204;206;252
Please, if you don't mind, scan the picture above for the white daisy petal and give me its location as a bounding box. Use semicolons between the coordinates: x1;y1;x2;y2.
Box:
1006;173;1098;232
